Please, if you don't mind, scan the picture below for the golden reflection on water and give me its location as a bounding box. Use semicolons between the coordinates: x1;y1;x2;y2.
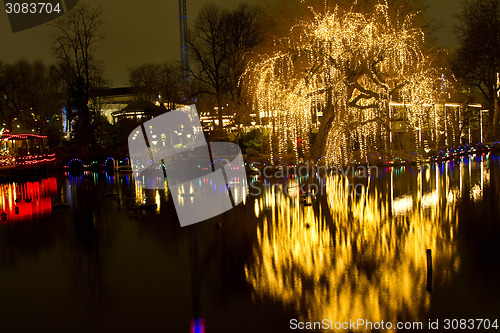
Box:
134;178;169;209
245;160;487;331
133;175;247;209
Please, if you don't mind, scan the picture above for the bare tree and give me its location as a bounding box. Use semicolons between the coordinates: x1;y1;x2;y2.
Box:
188;3;230;132
188;3;261;132
157;61;184;110
20;61;63;135
51;3;105;152
0;59;33;131
0;59;62;142
129;64;158;90
129;61;183;110
454;0;500;139
225;4;262;100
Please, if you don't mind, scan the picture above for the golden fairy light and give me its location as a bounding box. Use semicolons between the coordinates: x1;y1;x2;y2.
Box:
246;166;463;330
245;1;440;164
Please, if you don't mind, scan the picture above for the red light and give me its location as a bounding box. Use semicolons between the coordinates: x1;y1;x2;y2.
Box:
0;154;56;167
1;133;48;140
0;177;57;223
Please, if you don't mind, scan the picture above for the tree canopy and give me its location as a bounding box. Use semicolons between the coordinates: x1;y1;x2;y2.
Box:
245;0;441;164
129;61;183;110
188;3;262;132
51;3;106;154
0;59;62;137
454;0;500;139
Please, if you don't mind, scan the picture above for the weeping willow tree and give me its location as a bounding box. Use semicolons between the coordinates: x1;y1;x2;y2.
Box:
245;0;441;165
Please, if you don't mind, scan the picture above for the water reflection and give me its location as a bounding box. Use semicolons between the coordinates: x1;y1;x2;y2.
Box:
0;157;498;332
0;177;57;223
246;158;491;331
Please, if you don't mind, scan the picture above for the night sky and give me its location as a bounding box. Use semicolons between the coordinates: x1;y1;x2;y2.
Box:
1;0;461;87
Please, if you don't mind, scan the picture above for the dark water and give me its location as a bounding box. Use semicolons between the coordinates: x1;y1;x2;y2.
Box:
0;156;499;332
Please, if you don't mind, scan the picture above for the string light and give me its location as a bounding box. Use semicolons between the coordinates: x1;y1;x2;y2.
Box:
245;1;440;166
1;133;47;140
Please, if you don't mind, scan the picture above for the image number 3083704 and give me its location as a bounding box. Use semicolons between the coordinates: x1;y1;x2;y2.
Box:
4;0;80;32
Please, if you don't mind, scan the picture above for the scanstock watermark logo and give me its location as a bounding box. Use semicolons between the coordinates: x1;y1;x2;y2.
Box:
128;105;247;227
4;0;79;32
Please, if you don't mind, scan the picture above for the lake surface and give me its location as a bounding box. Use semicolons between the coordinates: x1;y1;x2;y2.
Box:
0;156;499;332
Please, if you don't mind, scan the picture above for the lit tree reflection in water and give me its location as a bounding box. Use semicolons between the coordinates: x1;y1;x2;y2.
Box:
243;161;488;331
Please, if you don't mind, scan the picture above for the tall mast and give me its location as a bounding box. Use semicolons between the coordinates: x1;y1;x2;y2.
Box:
179;0;190;84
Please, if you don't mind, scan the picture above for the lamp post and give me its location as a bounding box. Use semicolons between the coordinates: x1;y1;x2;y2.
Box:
480;109;483;143
434;104;438;150
418;118;422;150
444;105;448;146
389;102;393;157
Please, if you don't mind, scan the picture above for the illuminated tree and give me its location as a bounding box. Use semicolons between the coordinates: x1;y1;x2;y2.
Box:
245;0;440;165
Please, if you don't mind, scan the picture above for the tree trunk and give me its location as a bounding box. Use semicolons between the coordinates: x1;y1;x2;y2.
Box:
6;118;13;132
310;109;333;162
310;88;334;161
216;91;224;132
